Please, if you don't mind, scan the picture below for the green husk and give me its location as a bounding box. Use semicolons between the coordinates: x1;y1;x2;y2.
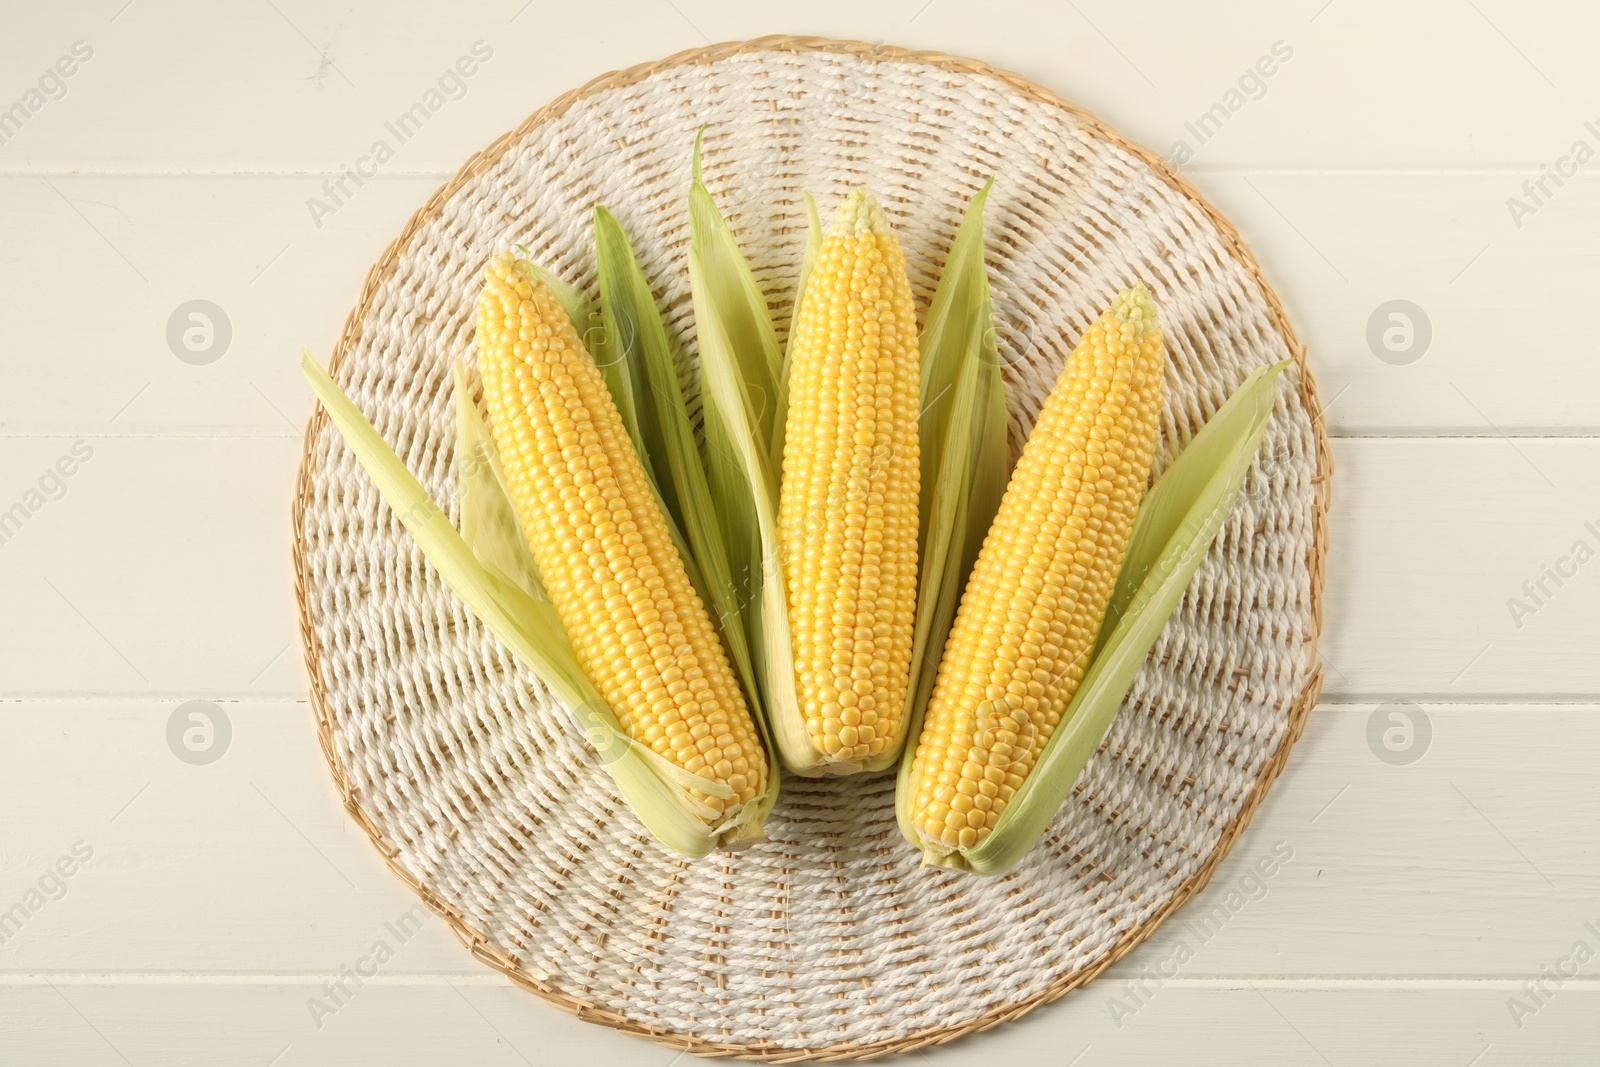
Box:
302;350;756;857
590;208;777;837
591;214;714;594
449;364;734;812
451;357;737;817
451;361;546;601
893;182;1012;832
917;357;1293;874
688;152;1014;778
690;132;785;453
686;145;815;775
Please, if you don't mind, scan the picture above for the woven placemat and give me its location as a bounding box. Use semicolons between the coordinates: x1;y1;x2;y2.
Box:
292;36;1329;1060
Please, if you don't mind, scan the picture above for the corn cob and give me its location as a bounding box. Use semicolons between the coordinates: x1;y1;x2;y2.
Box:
906;285;1165;853
476;253;767;822
776;190;921;773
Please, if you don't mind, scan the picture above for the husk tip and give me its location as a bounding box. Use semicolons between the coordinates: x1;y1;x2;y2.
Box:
691;124;707;185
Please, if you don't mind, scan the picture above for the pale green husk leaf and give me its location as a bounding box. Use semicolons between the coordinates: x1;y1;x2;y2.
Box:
893;182;1012;826
686;150;819;774
591;208;777;837
303;350;751;857
450;360;741;819
923;357;1292;874
451;361;546;602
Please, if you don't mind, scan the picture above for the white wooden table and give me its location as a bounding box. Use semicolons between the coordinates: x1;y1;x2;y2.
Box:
4;1;1597;1063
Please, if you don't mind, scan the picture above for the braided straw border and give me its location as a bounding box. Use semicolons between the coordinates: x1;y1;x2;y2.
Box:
291;35;1331;1061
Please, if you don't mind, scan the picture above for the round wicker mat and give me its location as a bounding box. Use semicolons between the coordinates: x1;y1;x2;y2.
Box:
292;36;1329;1060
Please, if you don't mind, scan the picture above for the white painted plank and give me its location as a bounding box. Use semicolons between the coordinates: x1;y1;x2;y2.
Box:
4;174;1599;438
1202;173;1600;436
0;436;306;696
0;978;644;1067
1118;702;1600;978
0;699;473;977
1318;438;1600;698
1;979;1595;1066
0;174;436;437
926;982;1597;1066
2;701;1595;979
2;436;1596;698
2;0;1595;170
0;2;606;176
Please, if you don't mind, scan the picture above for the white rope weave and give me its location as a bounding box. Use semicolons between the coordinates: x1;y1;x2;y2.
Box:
294;38;1327;1060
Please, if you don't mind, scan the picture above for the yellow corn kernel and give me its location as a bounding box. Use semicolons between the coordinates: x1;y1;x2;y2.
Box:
476;253;767;817
777;190;920;768
909;284;1165;850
